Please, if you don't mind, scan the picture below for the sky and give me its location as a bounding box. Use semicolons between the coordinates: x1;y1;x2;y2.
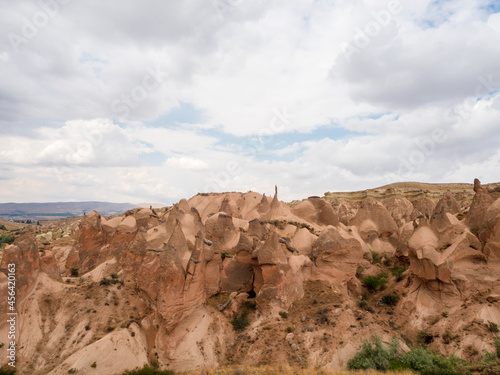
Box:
0;0;499;204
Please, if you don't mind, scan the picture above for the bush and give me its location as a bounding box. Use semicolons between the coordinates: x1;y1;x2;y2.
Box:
347;335;398;371
68;369;77;374
279;311;288;319
0;366;17;375
391;266;407;281
70;268;79;277
100;278;111;286
381;293;400;306
0;224;7;230
488;321;499;333
231;300;256;332
1;234;15;245
348;335;464;375
370;249;381;264
418;330;434;345
230;312;249;331
122;365;174;375
362;273;389;291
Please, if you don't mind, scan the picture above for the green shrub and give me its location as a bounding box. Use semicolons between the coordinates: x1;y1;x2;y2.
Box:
488;321;499;333
391;266;407;281
285;326;293;333
370;249;381;264
362;273;388;291
0;365;17;375
0;224;7;230
418;330;434;345
110;273;118;279
357;299;375;313
347;335;399;371
100;278;111;286
483;350;498;363
241;300;257;311
381;293;400;306
90;362;97;368
221;252;229;261
279;311;288;319
70;268;79;277
348;335;464;375
122;365;174;375
1;234;15;245
230;312;249;331
68;369;77;374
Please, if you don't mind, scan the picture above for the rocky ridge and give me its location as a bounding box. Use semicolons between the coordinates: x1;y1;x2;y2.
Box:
0;180;499;374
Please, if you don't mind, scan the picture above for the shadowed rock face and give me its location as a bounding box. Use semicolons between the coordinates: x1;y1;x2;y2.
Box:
3;180;500;374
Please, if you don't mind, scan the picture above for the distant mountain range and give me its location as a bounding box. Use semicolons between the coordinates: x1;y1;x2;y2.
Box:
0;201;145;220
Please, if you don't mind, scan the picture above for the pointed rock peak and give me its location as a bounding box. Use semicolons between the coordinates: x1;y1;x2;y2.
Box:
178;198;190;212
473;178;482;192
270;185;280;210
258;193;271;213
219;194;233;216
433;191;459;216
255;229;287;265
83;210;102;230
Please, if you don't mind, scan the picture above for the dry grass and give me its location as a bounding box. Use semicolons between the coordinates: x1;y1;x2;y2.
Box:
180;366;415;375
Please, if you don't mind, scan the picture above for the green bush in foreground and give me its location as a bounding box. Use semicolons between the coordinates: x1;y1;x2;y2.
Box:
122;364;174;375
348;335;464;375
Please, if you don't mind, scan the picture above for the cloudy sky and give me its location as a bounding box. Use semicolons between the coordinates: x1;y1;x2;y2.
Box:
1;0;499;204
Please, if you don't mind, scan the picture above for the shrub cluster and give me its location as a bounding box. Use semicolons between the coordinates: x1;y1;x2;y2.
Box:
122;365;174;375
380;292;400;306
0;234;15;245
348;335;464;375
362;272;388;291
230;300;257;332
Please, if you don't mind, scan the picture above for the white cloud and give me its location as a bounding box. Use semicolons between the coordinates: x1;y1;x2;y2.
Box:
0;1;499;203
164;157;209;171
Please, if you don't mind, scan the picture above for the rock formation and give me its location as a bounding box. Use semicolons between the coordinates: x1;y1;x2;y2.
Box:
1;180;500;374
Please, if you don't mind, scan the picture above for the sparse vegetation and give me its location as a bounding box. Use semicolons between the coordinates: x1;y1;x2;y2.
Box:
470;226;479;236
495;337;500;358
355;266;364;278
391;266;407;281
122;365;174;375
357;299;375;313
111;272;118;279
0;366;17;375
488;321;499;333
279;311;288;319
418;330;434;345
70;268;79;277
230;300;257;332
380;292;400;306
221;251;229;261
441;312;449;318
370;249;381;264
285;326;293;333
68;369;77;374
90;362;97;368
0;224;7;230
362;272;388;292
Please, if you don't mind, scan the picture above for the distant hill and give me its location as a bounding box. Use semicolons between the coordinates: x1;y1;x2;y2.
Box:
0;201;141;220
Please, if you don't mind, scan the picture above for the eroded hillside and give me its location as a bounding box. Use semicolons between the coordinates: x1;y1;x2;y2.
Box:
1;179;500;374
